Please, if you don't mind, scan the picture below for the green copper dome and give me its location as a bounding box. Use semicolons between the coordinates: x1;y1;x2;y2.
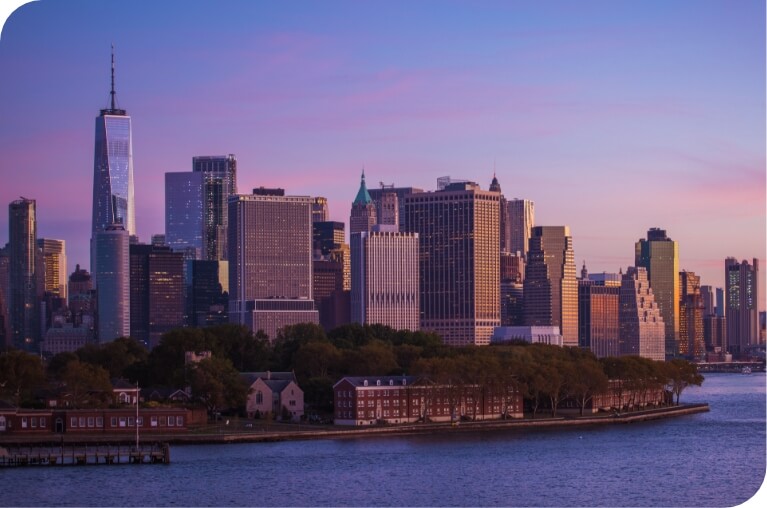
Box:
353;170;373;205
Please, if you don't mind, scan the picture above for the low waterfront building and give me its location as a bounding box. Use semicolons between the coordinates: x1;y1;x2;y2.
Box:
333;375;523;426
490;326;563;346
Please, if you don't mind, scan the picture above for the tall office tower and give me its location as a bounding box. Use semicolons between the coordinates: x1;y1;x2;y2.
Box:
0;246;9;347
350;171;377;234
700;285;715;316
37;239;67;301
68;264;94;328
725;257;760;357
93;224;130;343
92;48;134;278
228;190;318;341
507;198;534;259
351;226;419;331
500;280;524;326
704;314;727;351
715;287;725;317
578;267;621;358
331;243;351;292
129;244;185;348
635;228;680;358
489;174;511;254
311;197;329;223
619;267;665;361
404;182;500;346
377;192;399;227
313;258;349;330
151;234;166;247
165;172;204;258
192;154;237;261
523;226;578;346
500;251;525;283
368;185;423;228
678;270;705;360
313;221;345;256
186;259;229;328
8;198;40;350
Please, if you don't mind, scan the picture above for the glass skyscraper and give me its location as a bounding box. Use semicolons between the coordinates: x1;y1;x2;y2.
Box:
91;48;134;276
192;155;237;261
165;171;204;258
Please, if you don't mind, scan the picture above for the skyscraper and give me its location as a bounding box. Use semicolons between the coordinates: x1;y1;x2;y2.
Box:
679;270;705;360
350;171;377;234
404;181;500;346
193;154;237;261
130;244;185;348
578;266;621;358
92;47;134;276
351;226;419;331
37;238;68;301
8;198;39;350
94;223;130;343
228;190;318;341
489;173;510;254
165;171;204;258
368;184;423;228
507;198;534;259
524;226;578;346
635;228;679;358
619;266;665;361
312;197;329;223
186;259;229;328
725;257;759;357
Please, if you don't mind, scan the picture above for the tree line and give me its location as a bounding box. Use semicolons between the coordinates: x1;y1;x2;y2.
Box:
0;323;703;416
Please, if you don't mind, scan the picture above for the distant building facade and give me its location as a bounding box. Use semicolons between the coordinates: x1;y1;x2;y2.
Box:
350;171;377;234
186;260;229;328
635;228;679;358
193;154;237;261
164;171;204;259
679;270;705;360
725;257;759;356
490;326;563;346
228;191;318;341
93;224;130;343
619;267;665;361
351;226;419;331
404;182;500;346
8;198;40;350
507;198;534;259
524;226;578;346
578;267;621;358
37;239;67;302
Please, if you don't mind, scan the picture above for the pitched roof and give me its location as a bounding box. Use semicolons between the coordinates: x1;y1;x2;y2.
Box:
333;375;419;388
353;170;373;205
240;371;296;386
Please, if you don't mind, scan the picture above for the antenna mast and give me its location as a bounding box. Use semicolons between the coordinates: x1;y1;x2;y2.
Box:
110;44;116;110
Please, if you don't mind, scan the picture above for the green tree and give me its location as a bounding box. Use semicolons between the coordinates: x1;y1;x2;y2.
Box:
566;351;608;416
206;324;270;372
61;360;113;408
0;349;45;406
665;358;704;404
189;357;248;415
147;328;216;386
293;341;341;380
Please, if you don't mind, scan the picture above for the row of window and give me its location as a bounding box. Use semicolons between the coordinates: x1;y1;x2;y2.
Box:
20;417;46;429
69;415;184;428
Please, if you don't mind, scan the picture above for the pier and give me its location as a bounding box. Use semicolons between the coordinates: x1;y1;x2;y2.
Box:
0;442;170;467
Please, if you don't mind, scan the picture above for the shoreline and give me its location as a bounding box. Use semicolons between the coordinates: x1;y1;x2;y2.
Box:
0;403;709;446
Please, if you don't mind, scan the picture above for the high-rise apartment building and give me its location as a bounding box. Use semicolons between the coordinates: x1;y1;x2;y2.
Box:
635;228;679;358
92;48;134;277
8;198;40;350
228;190;318;341
350;171;377;235
619;266;665;361
725;257;759;356
507;198;534;259
37;239;67;301
130;244;185;348
351;226;419;331
165;171;204;259
193;154;237;261
578;267;621;358
404;182;500;346
93;223;130;343
679;270;705;360
524;226;578;346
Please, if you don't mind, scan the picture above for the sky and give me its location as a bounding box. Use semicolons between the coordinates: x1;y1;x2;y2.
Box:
0;0;765;309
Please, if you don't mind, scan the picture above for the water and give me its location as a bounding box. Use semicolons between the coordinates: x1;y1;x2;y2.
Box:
3;373;765;507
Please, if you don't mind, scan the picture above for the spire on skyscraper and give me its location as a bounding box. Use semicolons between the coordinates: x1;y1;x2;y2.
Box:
110;44;116;110
353;168;373;205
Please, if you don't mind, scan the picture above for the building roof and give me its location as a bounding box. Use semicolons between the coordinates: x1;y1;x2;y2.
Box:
353;170;373;205
240;371;297;386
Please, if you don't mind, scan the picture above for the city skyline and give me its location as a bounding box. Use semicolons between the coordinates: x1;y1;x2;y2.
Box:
0;1;764;309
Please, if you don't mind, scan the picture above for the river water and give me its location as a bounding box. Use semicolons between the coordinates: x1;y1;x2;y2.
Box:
3;373;765;507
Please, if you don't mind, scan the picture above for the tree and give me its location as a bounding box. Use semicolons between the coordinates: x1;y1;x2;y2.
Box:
567;354;608;416
665;358;704;404
147;328;217;386
61;360;113;408
189;357;248;415
0;349;45;406
206;324;270;372
293;341;341;380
